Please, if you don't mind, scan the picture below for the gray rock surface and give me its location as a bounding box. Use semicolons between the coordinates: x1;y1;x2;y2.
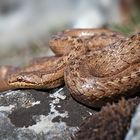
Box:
0;87;96;140
125;104;140;140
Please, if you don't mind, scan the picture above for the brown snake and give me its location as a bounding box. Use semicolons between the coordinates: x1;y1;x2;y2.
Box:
0;28;140;107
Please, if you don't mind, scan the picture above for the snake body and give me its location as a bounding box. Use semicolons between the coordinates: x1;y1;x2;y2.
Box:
0;28;140;107
65;34;140;107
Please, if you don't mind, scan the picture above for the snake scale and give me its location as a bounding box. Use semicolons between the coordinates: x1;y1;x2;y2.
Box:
0;28;140;107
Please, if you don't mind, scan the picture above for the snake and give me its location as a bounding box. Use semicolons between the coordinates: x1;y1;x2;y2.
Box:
0;28;140;108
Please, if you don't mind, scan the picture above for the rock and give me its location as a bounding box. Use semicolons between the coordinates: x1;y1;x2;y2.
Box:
0;86;96;140
125;104;140;140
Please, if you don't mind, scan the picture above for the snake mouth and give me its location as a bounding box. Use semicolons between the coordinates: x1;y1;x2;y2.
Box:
9;82;36;88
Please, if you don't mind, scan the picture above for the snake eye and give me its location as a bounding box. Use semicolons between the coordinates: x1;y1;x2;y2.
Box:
17;76;23;82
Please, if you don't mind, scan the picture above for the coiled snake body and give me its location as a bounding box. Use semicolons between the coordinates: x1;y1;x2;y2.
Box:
0;28;140;107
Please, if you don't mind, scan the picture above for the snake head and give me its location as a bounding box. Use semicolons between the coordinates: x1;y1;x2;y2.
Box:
8;72;42;88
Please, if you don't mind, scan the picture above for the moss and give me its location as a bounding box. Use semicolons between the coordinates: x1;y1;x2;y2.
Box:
73;97;140;140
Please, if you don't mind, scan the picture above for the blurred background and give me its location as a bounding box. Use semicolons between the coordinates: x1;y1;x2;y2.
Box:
0;0;139;66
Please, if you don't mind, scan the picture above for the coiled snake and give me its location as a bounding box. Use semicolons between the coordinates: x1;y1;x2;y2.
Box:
0;28;140;107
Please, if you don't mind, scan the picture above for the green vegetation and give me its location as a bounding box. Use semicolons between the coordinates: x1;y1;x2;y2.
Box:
110;11;140;35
